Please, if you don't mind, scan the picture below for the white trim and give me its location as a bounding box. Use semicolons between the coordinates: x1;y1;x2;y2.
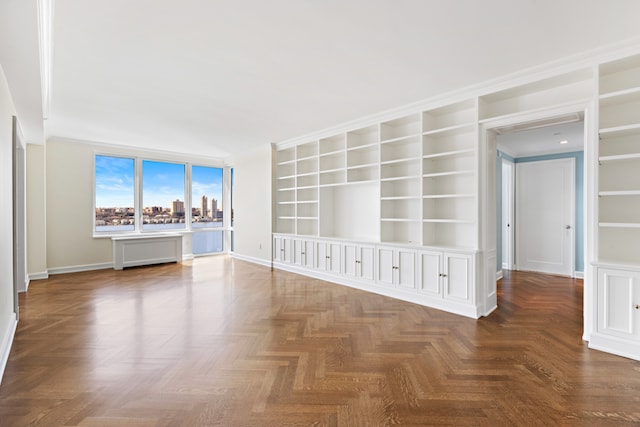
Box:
231;252;272;268
48;262;113;275
0;313;18;385
183;253;194;261
19;278;30;293
496;270;503;281
574;271;584;279
589;332;640;361
29;271;49;280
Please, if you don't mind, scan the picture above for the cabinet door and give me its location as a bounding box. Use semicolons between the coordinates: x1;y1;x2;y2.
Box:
377;246;395;286
328;243;342;274
419;251;441;296
316;241;328;270
302;240;315;268
397;248;416;290
274;236;291;263
597;268;640;339
360;245;376;282
292;239;305;266
443;252;473;304
343;243;358;277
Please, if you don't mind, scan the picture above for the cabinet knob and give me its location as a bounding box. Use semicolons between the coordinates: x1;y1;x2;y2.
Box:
392;266;399;270
635;304;640;310
301;252;305;255
439;273;447;277
326;256;330;259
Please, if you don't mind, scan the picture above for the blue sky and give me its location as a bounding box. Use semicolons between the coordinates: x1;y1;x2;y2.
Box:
95;155;134;208
95;155;223;209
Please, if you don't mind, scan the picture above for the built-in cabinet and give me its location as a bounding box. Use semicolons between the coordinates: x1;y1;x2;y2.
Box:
591;53;640;360
273;234;479;318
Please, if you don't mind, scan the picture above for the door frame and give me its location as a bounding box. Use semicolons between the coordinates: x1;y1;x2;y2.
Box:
501;157;515;271
12;116;27;316
479;101;594;340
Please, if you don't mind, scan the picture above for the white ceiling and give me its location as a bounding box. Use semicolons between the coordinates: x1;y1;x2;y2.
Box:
4;1;640;158
497;120;584;158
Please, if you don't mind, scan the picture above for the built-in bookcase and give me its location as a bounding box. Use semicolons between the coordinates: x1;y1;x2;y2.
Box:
598;54;640;263
422;100;477;248
274;99;479;249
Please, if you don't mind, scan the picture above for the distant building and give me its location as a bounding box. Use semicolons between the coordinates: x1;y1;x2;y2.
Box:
171;199;184;216
211;198;218;217
201;195;208;218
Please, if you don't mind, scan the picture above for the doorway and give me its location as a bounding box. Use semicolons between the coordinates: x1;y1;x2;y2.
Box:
495;118;584;278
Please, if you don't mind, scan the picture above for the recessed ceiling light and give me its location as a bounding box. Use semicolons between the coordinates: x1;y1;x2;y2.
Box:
559;140;569;144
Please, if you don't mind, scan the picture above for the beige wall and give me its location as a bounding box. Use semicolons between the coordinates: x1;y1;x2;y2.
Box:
229;143;272;263
26;143;47;276
46;139;111;271
43;138;233;271
0;65;17;362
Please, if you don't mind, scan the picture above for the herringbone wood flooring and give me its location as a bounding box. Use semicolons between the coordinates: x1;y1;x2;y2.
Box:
0;257;639;426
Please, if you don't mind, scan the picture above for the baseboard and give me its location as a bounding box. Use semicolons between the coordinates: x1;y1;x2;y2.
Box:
48;262;113;275
0;313;18;385
29;271;49;281
19;278;30;293
574;271;584;279
231;252;272;268
496;270;503;281
183;253;194;261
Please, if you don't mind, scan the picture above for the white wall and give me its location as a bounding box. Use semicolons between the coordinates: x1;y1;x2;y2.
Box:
229;143;272;263
27;143;47;277
0;65;17;380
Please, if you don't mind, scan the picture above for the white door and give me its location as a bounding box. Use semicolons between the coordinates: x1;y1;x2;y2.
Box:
516;158;574;276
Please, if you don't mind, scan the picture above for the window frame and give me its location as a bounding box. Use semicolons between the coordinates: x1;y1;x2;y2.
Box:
93;151;229;247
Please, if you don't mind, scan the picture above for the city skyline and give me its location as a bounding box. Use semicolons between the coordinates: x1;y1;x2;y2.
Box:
95;155;223;210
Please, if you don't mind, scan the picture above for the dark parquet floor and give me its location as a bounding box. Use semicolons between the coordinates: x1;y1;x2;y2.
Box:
0;257;638;426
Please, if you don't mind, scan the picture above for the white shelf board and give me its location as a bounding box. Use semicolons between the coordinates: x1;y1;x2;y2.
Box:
599;86;640;105
422;122;475;136
346;163;377;170
423;193;474;199
296;200;318;204
381;196;422;201
380;156;420;166
319;168;345;174
380;133;421;145
599;123;640;137
277;187;296;192
297;216;318;220
277;174;295;180
380;175;420;182
599;190;640;196
277;201;296;205
346;142;378;152
276;159;296;166
599;153;640;162
423;170;474;178
599;222;640;228
423;148;475;160
423;219;475;224
319;149;345;157
380;218;421;222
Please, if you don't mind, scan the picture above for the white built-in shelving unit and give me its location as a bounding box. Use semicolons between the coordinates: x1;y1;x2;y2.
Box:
597;54;640;264
590;53;640;361
272;46;640;357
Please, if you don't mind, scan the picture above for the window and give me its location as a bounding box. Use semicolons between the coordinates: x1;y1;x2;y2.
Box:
95;155;135;232
95;154;231;256
191;165;224;254
141;160;186;231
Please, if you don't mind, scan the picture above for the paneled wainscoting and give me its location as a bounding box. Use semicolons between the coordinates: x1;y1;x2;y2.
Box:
0;257;638;425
